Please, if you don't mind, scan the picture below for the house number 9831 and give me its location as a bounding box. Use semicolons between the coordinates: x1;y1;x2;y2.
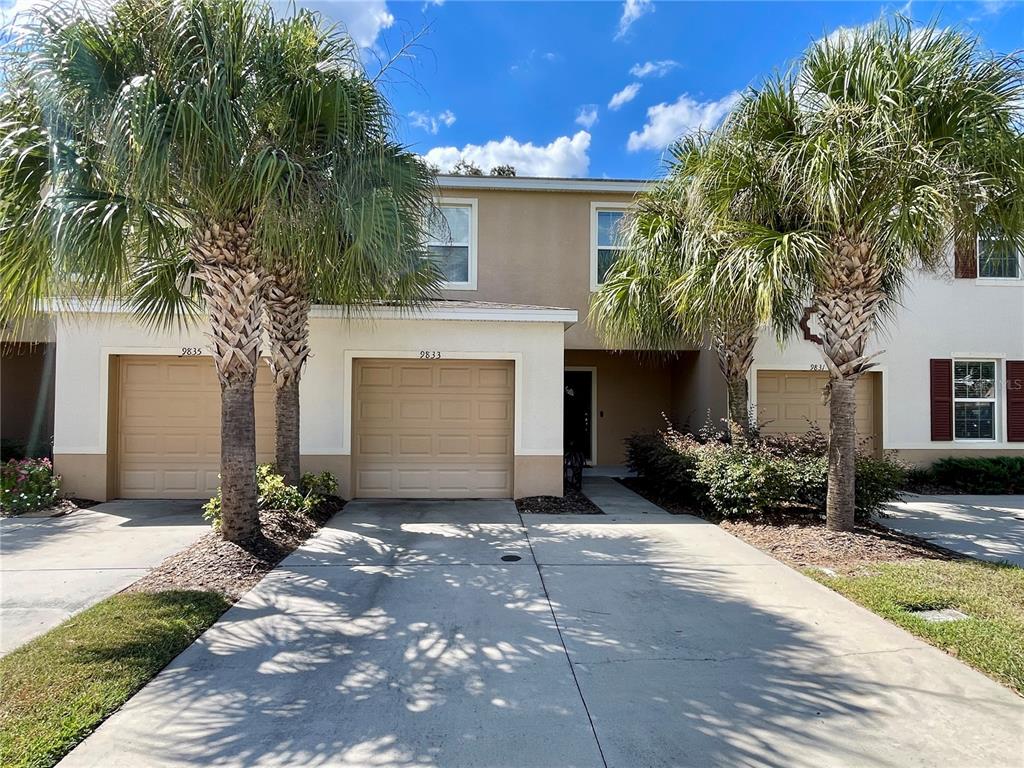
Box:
419;350;442;359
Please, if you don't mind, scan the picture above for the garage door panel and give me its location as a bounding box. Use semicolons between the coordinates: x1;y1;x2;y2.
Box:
400;400;434;420
438;367;473;387
437;400;471;421
477;400;512;422
117;356;274;499
353;359;514;498
478;367;514;389
757;370;879;453
399;435;433;455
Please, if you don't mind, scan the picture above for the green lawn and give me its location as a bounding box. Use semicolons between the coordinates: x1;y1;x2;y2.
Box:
810;559;1024;695
0;591;229;768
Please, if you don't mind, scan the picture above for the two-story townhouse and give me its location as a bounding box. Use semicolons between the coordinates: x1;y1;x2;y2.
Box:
3;174;1022;503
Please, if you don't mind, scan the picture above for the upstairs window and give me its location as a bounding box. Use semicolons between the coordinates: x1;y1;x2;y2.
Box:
426;200;477;289
591;204;627;289
978;232;1020;279
953;360;997;440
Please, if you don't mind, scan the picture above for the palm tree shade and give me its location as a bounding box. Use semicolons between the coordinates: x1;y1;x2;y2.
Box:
0;0;439;539
596;18;1024;531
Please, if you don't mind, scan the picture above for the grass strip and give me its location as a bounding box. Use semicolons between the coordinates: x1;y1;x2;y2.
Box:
0;590;229;768
809;559;1024;695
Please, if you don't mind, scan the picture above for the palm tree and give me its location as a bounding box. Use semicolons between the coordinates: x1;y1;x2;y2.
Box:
666;18;1024;530
264;146;439;485
592;139;801;439
0;0;437;540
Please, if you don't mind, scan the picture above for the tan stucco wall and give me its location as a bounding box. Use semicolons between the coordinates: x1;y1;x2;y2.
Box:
669;350;728;431
566;349;682;465
514;455;562;498
53;453;109;501
437;186;697;351
893;447;1024;467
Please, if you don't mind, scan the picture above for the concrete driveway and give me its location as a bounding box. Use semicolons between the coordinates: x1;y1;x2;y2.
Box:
60;499;1022;768
1;500;208;654
881;495;1024;566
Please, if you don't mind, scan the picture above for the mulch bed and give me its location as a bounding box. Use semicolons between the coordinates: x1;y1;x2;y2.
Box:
719;518;965;573
620;476;963;573
516;490;603;515
126;497;344;601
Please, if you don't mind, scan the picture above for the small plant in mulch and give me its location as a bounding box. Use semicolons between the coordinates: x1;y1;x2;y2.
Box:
133;467;344;601
516;490;603;515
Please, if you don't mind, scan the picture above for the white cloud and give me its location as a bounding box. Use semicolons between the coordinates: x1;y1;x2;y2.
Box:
409;109;456;135
629;59;679;78
326;0;394;48
615;0;654;40
575;105;599;129
423;131;592;177
627;92;741;152
608;83;642;111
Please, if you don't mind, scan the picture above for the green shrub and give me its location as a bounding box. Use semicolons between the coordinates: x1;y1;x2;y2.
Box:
855;454;908;516
203;464;321;529
928;456;1024;494
624;431;700;500
300;470;339;498
625;423;905;522
1;458;61;515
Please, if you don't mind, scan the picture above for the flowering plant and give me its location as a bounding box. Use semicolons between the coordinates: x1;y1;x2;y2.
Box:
1;458;61;515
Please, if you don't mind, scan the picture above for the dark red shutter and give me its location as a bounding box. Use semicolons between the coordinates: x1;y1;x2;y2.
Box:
954;237;977;279
930;359;953;441
1007;361;1024;442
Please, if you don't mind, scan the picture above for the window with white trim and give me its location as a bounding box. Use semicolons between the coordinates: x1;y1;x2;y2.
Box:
978;232;1020;279
591;204;627;288
953;360;997;440
426;201;476;288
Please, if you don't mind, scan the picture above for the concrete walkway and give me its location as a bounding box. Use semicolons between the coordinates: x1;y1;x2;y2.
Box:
881;495;1024;566
1;500;207;654
60;496;1022;768
582;475;667;515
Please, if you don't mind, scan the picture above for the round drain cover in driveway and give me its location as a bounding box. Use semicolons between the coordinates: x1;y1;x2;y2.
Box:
501;554;522;562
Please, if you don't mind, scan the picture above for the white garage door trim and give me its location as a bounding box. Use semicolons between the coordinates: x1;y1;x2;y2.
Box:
351;358;515;498
112;354;275;498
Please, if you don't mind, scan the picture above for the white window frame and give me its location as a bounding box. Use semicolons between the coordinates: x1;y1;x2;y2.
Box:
428;197;478;291
976;232;1022;282
590;202;629;292
952;358;999;442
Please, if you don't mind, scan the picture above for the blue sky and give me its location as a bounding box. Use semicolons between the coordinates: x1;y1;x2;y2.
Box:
322;0;1023;179
2;0;1020;178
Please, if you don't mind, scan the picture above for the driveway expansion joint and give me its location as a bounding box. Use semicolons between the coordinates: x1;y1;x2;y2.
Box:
520;512;610;768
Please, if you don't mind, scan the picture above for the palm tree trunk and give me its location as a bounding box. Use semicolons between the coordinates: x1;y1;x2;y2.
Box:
274;379;301;485
266;265;310;486
826;378;857;530
714;324;757;441
815;233;885;532
195;221;264;543
726;375;749;440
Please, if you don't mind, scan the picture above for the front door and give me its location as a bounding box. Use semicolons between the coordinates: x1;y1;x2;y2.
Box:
564;369;593;463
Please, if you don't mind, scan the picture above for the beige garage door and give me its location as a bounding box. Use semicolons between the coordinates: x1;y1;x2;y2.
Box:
353;358;514;498
756;370;880;453
116;356;275;498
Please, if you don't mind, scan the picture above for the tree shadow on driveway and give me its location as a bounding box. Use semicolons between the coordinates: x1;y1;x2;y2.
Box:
58;507;1024;768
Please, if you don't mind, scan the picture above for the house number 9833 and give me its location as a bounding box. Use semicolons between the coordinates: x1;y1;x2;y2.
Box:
419;350;442;359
